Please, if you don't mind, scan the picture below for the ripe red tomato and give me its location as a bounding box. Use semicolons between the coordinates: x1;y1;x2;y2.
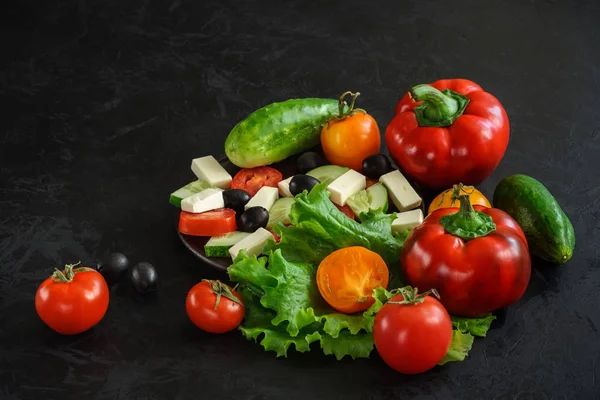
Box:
373;288;452;374
321;92;381;171
334;202;355;220
178;208;237;237
35;263;109;335
186;280;245;334
231;166;283;197
316;246;389;314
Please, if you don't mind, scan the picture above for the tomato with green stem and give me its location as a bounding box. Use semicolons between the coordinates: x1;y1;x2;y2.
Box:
186;280;245;334
35;262;109;335
321;91;381;171
373;286;452;375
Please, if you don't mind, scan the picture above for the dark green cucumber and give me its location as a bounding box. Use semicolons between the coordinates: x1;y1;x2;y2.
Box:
493;174;575;264
225;98;341;168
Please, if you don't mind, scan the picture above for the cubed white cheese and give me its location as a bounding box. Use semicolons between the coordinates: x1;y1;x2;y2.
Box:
278;176;294;198
191;156;232;188
245;186;279;211
391;209;424;233
380;170;422;211
181;188;224;213
228;228;273;260
327;169;366;206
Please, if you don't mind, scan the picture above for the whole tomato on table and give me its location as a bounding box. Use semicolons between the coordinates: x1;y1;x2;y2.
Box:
35;262;109;335
321;91;381;171
186;279;245;334
400;195;531;317
386;79;509;189
373;286;452;375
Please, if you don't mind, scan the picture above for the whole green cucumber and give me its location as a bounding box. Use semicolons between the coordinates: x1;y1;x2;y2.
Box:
225;98;340;168
493;174;575;264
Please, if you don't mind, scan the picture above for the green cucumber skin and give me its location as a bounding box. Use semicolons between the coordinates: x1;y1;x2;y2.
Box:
493;174;575;264
225;98;340;168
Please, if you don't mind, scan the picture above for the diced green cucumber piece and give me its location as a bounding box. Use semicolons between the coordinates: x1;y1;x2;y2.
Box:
204;231;252;257
170;179;213;208
347;182;389;218
267;197;295;229
306;165;349;185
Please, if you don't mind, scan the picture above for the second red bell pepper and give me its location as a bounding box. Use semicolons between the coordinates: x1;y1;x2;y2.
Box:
400;195;531;318
385;79;509;189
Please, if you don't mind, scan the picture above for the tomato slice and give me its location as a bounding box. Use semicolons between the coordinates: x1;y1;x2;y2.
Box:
231;166;283;197
334;202;355;220
178;208;237;237
316;246;389;314
268;229;281;243
366;178;378;189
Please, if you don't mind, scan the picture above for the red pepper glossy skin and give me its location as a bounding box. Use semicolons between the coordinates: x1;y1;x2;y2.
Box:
386;79;509;189
400;205;531;317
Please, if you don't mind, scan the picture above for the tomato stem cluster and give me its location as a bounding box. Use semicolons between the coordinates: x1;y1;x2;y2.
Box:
334;91;366;120
204;279;243;310
51;262;95;283
387;286;440;305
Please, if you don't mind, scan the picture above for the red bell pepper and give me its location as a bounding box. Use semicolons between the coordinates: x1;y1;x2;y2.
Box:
400;195;531;318
385;79;509;189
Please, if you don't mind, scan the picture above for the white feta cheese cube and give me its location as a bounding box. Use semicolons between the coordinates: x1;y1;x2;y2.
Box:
181;188;224;213
380;170;422;211
191;156;232;188
327;169;366;206
278;176;294;198
391;209;424;233
228;228;273;260
245;186;279;211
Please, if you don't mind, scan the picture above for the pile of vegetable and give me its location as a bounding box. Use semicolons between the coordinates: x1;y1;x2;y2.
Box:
36;79;576;376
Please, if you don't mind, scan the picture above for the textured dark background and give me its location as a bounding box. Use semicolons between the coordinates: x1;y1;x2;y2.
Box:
1;0;599;399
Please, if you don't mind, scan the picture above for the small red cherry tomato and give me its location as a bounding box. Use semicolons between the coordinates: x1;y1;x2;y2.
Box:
186;280;245;334
35;262;109;335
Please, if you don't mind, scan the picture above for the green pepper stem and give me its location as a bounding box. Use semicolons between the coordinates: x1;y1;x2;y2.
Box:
410;84;470;127
439;195;496;240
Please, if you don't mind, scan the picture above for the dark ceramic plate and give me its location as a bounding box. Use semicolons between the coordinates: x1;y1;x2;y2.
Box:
177;147;427;273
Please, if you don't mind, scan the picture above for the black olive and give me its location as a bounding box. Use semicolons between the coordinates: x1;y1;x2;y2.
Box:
223;189;251;213
130;262;158;294
289;174;320;196
238;206;269;232
96;252;130;285
296;152;325;174
362;154;393;179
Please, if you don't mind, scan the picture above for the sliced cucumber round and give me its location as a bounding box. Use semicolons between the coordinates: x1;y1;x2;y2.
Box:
347;182;389;218
267;197;295;229
306;165;349;185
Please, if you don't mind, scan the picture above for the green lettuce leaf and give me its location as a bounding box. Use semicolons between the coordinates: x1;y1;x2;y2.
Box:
438;330;475;365
264;183;406;286
229;251;391;338
451;314;496;337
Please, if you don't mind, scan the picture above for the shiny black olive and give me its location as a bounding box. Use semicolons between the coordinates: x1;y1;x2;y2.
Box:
130;262;158;294
297;152;325;174
238;206;269;232
96;252;130;285
362;154;393;179
223;189;251;213
289;174;321;196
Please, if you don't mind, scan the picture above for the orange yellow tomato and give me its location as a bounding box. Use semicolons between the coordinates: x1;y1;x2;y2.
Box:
316;246;389;314
321;92;380;171
428;184;491;215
